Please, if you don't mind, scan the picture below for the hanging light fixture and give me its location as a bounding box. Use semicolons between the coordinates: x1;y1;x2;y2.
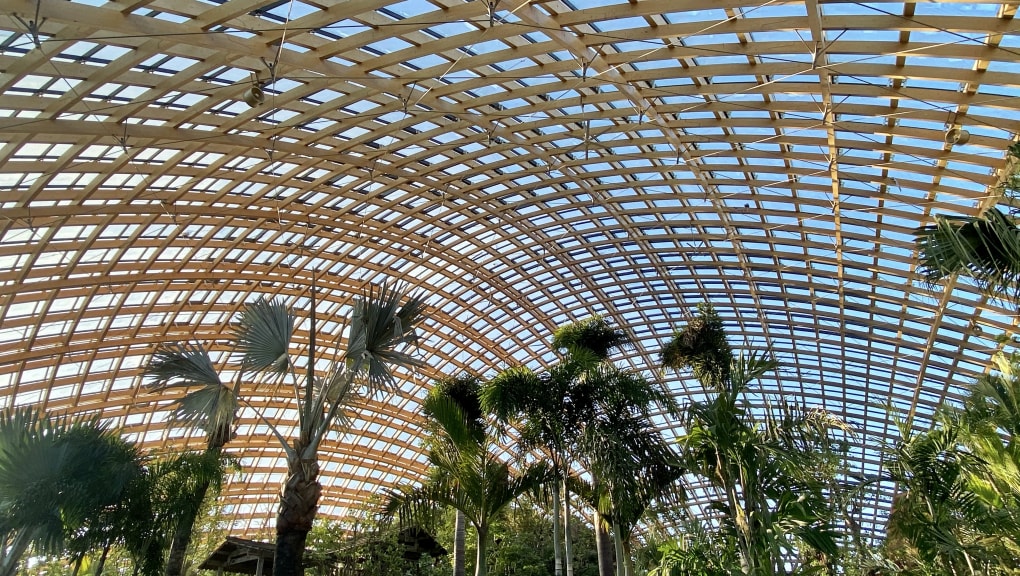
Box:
242;73;265;108
944;111;970;145
945;126;970;145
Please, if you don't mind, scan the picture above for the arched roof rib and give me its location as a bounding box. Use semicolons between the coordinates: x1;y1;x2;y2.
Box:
1;0;1019;535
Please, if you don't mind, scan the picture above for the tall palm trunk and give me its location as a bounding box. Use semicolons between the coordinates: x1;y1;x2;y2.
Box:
612;518;625;576
454;509;467;576
552;473;563;576
474;524;489;576
274;456;321;576
0;528;33;576
594;510;614;576
164;478;210;576
94;544;110;576
562;476;575;576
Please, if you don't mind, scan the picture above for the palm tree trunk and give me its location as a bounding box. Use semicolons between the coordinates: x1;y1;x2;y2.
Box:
454;509;467;576
552;476;563;576
164;478;211;576
94;544;110;576
0;528;34;576
612;519;625;576
594;510;614;576
274;457;322;576
474;524;489;576
562;477;574;576
622;539;633;576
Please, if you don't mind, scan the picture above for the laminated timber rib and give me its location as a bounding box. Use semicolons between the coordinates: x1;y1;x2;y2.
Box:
1;0;1019;537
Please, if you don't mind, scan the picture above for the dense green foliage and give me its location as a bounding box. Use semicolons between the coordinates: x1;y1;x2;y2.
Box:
0;407;142;576
385;375;551;576
0;408;231;576
882;351;1020;576
915;145;1020;301
657;304;852;576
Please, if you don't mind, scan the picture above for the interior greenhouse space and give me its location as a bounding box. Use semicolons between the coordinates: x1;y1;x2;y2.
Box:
1;0;1020;575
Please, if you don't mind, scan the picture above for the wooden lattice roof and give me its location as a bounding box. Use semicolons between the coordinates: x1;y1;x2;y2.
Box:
1;0;1019;537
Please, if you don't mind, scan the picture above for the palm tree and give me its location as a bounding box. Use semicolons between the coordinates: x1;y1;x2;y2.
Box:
385;385;550;576
570;364;681;576
144;342;237;576
884;419;1002;576
149;281;426;576
0;406;141;576
914;144;1020;301
885;351;1020;576
482;316;631;576
965;350;1020;437
661;304;846;576
61;449;224;576
915;207;1020;300
646;520;738;576
425;374;487;576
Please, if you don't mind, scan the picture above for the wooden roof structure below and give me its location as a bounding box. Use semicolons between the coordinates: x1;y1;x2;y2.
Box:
199;537;276;576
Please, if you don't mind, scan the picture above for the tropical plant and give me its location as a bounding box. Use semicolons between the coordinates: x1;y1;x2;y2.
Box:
884;350;1020;576
645;521;738;576
914;144;1020;301
884;419;1006;576
305;515;446;576
482;316;637;576
0;406;142;576
385;378;551;576
426;375;487;576
572;366;682;576
144;340;238;576
488;500;599;576
660;303;848;576
915;207;1020;301
148;281;426;576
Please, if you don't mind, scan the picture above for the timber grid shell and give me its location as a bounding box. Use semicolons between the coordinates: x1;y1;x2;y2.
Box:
0;0;1017;538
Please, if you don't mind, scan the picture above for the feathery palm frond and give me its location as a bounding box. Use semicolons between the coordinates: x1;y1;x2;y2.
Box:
552;315;631;360
729;350;778;391
660;303;733;391
915;207;1020;300
422;395;483;454
427;374;485;434
233;297;294;376
381;483;446;531
480;365;540;423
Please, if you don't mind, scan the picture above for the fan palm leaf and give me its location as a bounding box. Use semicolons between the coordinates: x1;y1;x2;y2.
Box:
345;283;426;392
145;342;222;389
233;296;294;376
144;342;237;447
0;407;141;576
